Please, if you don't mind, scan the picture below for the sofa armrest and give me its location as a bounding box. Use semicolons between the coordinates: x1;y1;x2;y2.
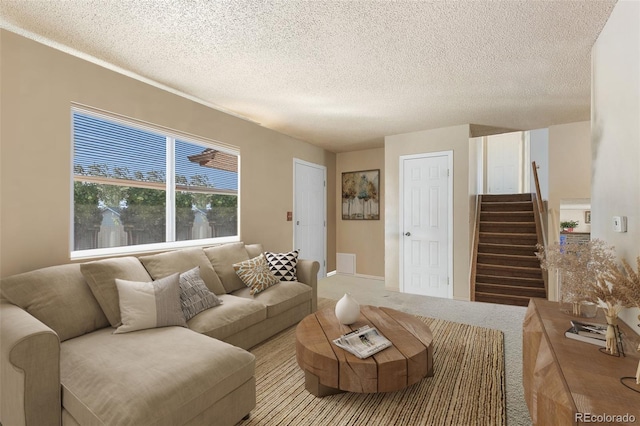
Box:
296;259;320;312
1;301;61;426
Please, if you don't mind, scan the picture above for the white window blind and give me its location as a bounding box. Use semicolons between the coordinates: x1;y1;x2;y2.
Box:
72;109;239;257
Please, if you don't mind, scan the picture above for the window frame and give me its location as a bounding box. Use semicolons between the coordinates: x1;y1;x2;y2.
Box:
70;105;240;260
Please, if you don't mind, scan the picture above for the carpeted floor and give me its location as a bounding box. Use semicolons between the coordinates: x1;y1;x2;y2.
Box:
239;298;505;426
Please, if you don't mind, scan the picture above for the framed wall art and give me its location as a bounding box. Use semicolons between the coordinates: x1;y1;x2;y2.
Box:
341;169;380;220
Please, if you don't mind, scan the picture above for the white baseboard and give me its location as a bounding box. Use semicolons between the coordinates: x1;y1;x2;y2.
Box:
327;271;384;281
354;273;384;281
325;270;384;281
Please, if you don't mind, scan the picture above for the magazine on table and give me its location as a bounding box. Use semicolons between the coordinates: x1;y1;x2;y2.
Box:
565;320;608;347
571;320;608;340
333;325;392;359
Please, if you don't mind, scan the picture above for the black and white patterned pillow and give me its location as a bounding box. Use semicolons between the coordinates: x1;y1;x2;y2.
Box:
265;250;299;281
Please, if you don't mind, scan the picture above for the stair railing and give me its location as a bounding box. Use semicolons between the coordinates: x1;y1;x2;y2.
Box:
469;194;482;301
531;161;548;248
531;161;548;296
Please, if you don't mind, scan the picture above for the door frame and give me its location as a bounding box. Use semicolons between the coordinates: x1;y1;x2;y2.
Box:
398;151;453;298
293;158;327;278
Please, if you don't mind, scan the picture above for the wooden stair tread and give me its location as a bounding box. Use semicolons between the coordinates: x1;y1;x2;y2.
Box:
479;236;538;245
480;221;534;224
477;254;540;268
478;253;537;259
480;211;533;214
476;264;543;280
479;212;535;222
475;292;532;300
474;293;532;307
477;243;539;256
481;194;532;202
481;201;533;205
475;283;546;296
476;263;540;271
479;242;537;249
475;274;544;284
477;283;544;290
479;232;537;237
480;201;535;212
480;222;536;230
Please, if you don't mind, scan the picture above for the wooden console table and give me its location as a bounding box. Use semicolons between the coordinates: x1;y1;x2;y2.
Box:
523;298;640;425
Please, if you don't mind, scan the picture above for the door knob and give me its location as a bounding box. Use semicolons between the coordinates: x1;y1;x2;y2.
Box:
405;232;411;236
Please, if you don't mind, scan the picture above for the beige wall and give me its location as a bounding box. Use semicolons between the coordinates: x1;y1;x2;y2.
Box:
592;0;640;332
0;30;336;277
384;124;472;300
546;121;591;300
335;148;384;277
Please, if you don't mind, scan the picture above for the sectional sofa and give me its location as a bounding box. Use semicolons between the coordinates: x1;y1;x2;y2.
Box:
0;242;319;426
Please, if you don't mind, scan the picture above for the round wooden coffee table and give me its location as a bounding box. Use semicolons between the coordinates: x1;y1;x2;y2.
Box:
295;305;433;396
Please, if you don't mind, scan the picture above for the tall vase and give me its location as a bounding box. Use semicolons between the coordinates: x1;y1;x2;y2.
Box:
605;314;619;355
335;293;360;325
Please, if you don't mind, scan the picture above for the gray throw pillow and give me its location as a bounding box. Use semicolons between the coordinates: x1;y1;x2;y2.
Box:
179;267;223;320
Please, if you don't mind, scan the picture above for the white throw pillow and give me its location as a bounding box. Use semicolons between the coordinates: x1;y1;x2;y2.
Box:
114;273;187;334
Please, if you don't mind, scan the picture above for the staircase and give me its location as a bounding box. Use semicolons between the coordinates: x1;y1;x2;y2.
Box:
472;193;547;307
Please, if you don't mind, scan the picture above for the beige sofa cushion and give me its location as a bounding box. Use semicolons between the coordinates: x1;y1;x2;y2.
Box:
60;327;255;426
245;243;264;258
80;257;152;327
139;248;226;295
231;281;312;318
187;294;266;340
203;242;249;293
1;264;109;342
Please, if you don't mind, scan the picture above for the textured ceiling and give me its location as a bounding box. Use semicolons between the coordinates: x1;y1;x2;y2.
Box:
0;1;616;153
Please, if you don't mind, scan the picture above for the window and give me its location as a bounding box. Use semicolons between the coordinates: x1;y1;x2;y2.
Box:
72;109;239;257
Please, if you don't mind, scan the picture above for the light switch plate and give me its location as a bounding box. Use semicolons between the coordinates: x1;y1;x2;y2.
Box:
612;216;627;232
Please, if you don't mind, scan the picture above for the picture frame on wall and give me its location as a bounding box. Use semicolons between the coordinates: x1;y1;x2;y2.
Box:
585;210;591;224
342;169;380;220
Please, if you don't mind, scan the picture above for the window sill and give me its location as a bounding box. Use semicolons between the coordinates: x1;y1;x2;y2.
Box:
70;236;240;261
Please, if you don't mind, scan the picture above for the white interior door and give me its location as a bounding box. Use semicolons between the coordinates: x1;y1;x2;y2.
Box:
486;132;523;194
400;152;452;299
294;159;326;278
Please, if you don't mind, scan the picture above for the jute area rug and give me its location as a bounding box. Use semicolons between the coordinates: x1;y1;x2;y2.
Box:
238;298;505;426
